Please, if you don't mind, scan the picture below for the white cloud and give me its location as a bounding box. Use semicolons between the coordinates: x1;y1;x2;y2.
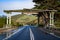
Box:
0;0;35;16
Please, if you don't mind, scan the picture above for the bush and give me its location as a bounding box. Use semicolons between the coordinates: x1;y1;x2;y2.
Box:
0;16;6;28
16;23;23;27
39;24;44;27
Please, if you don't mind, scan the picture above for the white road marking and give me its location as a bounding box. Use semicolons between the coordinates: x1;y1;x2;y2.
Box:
3;27;26;40
29;28;35;40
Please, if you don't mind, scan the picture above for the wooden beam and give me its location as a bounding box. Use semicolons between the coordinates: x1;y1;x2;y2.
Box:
4;9;57;14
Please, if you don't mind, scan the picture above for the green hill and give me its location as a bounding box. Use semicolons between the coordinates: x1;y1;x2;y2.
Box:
11;14;37;26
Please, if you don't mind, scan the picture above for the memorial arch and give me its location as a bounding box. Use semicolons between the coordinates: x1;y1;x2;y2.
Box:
4;9;57;28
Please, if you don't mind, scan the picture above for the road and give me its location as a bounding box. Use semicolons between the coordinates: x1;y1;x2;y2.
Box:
4;26;60;40
0;34;6;40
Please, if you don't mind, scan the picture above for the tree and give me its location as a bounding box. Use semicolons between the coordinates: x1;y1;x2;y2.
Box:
33;0;60;27
33;0;60;10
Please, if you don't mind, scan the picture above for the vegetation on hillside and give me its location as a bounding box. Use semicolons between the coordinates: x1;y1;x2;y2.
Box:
11;14;37;26
0;16;6;28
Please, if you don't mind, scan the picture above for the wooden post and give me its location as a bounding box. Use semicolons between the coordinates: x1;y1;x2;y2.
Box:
37;12;41;27
6;13;12;37
50;12;52;26
49;12;55;27
51;12;55;27
6;15;9;28
37;15;40;27
9;14;11;28
6;13;11;28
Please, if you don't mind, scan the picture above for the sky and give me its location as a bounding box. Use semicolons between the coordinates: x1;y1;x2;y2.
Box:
0;0;35;16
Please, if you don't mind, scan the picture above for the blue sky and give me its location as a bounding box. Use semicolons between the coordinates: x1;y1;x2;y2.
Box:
0;0;35;16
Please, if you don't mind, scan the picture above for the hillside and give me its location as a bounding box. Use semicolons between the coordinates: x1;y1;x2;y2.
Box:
11;14;37;25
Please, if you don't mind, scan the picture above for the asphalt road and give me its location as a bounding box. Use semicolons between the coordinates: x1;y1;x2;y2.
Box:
4;26;60;40
0;33;6;40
